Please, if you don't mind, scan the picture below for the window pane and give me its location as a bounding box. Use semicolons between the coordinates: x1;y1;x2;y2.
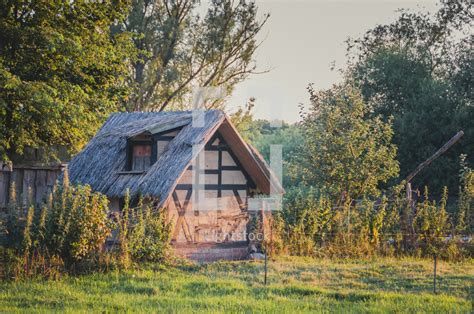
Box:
133;145;151;157
132;144;151;171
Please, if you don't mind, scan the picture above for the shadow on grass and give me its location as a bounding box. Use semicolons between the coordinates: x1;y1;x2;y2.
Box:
269;285;375;302
183;281;245;297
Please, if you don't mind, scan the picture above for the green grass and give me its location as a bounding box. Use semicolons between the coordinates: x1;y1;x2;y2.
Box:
1;256;472;313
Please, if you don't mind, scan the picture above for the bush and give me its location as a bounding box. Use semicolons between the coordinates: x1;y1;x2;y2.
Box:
0;172;112;279
115;190;173;265
128;204;173;262
0;173;173;280
277;181;472;260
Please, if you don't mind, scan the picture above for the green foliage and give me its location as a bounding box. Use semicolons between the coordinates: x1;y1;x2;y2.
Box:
41;183;112;264
252;122;305;188
0;162;176;281
414;187;451;256
1;180;173;279
1;171;113;279
229;98;257;142
347;1;473;195
116;191;173;265
300;84;399;203
0;1;136;162
278;180;470;260
282;188;332;253
128;205;172;262
117;0;268;111
457;154;473;234
234;106;305;188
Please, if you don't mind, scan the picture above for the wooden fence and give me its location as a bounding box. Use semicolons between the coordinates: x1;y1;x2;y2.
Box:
0;164;65;209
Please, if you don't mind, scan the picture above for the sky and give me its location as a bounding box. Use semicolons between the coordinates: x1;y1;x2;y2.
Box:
226;0;440;123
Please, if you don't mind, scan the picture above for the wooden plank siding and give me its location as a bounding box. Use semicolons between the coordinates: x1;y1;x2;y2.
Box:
0;165;64;209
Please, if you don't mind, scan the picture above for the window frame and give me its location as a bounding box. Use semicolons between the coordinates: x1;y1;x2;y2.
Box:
126;139;155;172
125;126;183;172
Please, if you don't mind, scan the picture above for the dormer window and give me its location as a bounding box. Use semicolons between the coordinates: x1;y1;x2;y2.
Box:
125;127;183;173
132;143;151;171
126;133;154;172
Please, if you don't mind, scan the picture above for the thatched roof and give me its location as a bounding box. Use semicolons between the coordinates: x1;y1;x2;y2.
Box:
68;110;282;206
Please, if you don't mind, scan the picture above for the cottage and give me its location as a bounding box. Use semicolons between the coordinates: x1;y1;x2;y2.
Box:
68;110;283;261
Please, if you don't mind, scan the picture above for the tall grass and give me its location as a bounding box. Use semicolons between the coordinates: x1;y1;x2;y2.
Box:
274;182;473;260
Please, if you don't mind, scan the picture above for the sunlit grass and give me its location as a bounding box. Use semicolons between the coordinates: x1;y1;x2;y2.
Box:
1;256;472;313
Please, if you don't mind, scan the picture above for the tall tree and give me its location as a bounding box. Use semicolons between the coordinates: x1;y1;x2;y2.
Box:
346;0;473;194
118;0;268;111
0;1;135;162
300;84;399;204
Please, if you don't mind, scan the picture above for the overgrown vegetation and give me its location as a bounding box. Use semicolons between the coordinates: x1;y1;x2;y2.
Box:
117;191;173;266
244;1;473;261
0;172;172;281
273;180;472;260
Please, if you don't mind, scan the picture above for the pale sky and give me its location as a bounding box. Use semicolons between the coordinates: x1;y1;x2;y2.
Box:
226;0;440;123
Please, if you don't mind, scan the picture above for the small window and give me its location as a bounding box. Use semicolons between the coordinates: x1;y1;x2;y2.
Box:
132;144;151;171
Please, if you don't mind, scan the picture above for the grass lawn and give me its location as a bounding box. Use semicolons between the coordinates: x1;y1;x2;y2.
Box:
0;256;472;313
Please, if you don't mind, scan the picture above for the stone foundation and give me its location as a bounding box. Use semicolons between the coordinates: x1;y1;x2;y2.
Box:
173;241;248;262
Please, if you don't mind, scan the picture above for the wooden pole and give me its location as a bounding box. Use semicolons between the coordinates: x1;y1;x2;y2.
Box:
406;182;412;204
264;240;268;286
405;131;464;183
262;201;268;286
433;255;437;294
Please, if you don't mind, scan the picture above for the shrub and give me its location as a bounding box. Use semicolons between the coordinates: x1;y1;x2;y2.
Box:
128;205;173;262
1;180;174;280
0;170;112;279
277;180;471;260
115;191;173;265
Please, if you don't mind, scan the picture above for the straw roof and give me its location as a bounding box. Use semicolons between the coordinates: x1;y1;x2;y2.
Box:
68;110;282;206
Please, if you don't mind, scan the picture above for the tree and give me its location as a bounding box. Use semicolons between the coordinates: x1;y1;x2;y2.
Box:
346;0;471;64
228;101;306;189
117;0;268;111
229;97;256;142
346;0;473;194
300;84;399;204
0;1;135;162
251;121;305;189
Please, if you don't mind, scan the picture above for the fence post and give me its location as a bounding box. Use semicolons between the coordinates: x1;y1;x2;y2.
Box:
262;201;268;286
264;240;268;286
433;254;437;294
406;182;412;204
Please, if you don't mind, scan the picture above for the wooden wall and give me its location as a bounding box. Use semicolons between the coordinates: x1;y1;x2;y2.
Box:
0;164;64;209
